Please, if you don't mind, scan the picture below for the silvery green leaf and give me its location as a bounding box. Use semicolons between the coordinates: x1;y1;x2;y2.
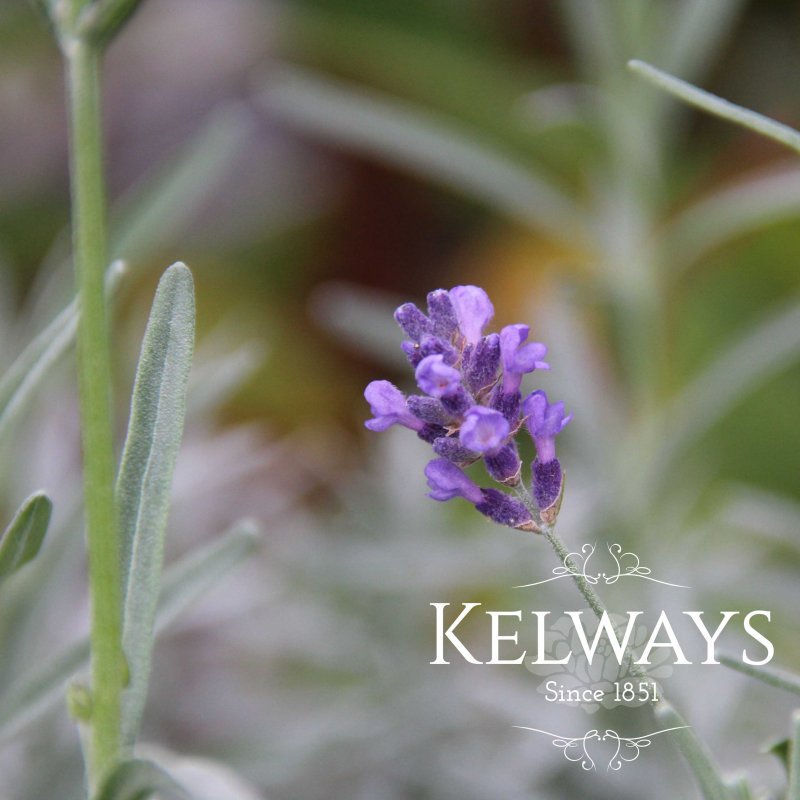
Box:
111;108;248;267
665;166;800;271
96;759;188;800
0;520;257;742
117;263;195;747
654;701;731;800
646;296;800;491
156;519;259;631
0;261;123;445
78;0;147;46
258;66;580;242
790;711;800;800
765;738;790;774
718;654;800;698
0;492;52;580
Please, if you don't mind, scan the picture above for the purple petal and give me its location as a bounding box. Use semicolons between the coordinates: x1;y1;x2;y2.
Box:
449;285;494;344
459;406;509;454
425;458;483;504
522;390;571;463
415;354;462;398
364;380;422;432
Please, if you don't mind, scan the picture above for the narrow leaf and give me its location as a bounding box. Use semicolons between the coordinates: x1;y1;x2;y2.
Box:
0;261;123;445
646;296;800;490
258;66;581;242
117;263;195;746
655;701;731;800
79;0;148;46
790;711;800;800
766;738;790;774
719;654;800;698
0;492;52;580
664;165;800;271
96;758;188;800
628;60;800;155
156;519;259;631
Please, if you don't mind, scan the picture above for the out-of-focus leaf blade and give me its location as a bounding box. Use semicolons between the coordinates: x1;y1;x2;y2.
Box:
0;520;257;742
156;520;259;631
665;166;800;271
110;107;248;266
647;297;800;487
629;60;800;155
96;758;188;800
258;66;581;242
0;492;52;580
0;261;123;445
79;0;147;45
117;263;195;746
766;738;790;774
790;711;800;800
718;654;800;698
655;701;731;800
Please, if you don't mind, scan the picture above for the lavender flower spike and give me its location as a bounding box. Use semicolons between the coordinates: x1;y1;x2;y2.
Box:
522;390;571;464
364;380;424;432
459;407;509;455
415;354;462;398
449;285;494;344
425;458;483;503
500;324;550;395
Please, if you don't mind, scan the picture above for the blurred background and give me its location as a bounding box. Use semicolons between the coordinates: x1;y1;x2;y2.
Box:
0;0;799;798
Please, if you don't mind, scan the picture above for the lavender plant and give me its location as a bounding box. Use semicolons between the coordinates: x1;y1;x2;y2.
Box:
0;1;258;798
363;285;798;800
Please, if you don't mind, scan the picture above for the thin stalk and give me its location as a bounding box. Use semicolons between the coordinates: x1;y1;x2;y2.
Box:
516;481;730;796
65;36;123;788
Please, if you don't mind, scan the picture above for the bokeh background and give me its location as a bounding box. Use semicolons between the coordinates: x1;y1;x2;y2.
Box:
1;0;799;798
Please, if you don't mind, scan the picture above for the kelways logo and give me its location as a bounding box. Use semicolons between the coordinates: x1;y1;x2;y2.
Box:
430;543;774;771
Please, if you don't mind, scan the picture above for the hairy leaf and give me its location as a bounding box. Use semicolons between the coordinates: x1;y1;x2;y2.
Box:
0;493;52;581
116;263;195;746
96;758;187;800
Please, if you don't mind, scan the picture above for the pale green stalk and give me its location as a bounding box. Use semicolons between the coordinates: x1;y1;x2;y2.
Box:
514;482;730;797
64;28;123;792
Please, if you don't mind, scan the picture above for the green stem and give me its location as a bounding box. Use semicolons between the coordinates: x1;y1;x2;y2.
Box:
516;481;731;797
628;59;800;156
65;36;123;788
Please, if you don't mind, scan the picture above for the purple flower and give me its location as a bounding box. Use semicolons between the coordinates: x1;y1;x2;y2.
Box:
500;324;549;394
523;390;571;464
485;442;521;485
433;436;480;464
532;457;563;512
394;302;431;341
464;333;500;393
415;355;462;398
425;458;483;503
427;289;458;339
449;285;494;344
364;381;424;432
459;407;509;455
476;489;534;530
